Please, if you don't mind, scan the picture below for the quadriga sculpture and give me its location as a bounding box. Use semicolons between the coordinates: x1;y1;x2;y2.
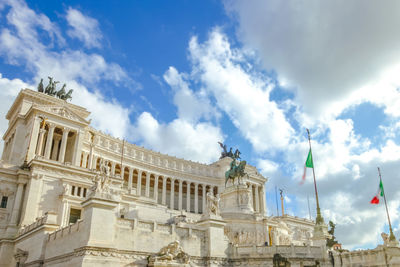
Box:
37;77;73;101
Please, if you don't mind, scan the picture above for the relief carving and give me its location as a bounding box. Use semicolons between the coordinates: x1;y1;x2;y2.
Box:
148;240;190;264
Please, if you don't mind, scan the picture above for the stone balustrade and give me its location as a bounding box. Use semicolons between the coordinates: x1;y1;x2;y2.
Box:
83;128;217;178
47;219;83;242
18;211;57;236
233;244;325;259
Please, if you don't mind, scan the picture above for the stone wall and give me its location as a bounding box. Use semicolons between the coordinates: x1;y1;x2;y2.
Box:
332;246;400;266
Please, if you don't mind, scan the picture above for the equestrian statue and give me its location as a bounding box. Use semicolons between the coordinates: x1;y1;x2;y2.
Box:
218;142;247;187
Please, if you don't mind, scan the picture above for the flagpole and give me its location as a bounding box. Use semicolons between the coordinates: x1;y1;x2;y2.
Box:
378;167;396;242
307;128;324;224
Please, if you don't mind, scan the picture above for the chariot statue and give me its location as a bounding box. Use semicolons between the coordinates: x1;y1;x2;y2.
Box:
37;77;73;101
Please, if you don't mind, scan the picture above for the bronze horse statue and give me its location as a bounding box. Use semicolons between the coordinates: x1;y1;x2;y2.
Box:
225;159;247;187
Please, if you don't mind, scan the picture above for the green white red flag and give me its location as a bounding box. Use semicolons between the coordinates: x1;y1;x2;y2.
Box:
301;148;313;184
370;179;384;204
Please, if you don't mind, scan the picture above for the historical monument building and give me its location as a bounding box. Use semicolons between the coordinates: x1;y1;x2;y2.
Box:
0;88;398;266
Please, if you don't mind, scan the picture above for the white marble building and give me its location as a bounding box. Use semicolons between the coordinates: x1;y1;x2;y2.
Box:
0;89;333;266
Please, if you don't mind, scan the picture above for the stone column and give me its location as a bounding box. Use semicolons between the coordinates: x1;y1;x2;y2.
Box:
255;185;260;213
202;184;206;213
27;116;41;162
36;128;46;156
88;144;94;169
111;162;116;176
51;136;61;160
260;186;266;215
194;183;199;213
178;180;183;210
92;155;98;170
58;127;70;163
128;168;133;193
137;171;142;196
82;151;88;168
249;184;254;210
44;123;56;159
145;172;150;197
154;175;159;202
186;182;191;212
10;180;25;225
170;179;175;209
162;177;167;205
72;130;84;166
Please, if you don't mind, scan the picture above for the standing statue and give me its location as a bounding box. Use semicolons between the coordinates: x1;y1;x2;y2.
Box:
206;192;220;216
37;79;44;92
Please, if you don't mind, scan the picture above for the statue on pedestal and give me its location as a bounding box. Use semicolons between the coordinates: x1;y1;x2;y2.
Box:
225;158;247;187
206;192;220;216
89;159;112;197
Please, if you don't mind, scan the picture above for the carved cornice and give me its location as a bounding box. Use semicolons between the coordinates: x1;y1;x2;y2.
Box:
6;89;90;120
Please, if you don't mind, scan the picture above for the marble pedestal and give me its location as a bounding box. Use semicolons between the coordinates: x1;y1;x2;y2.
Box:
220;184;253;220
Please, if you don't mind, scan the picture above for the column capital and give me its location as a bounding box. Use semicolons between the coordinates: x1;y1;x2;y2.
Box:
48;122;56;129
62;127;71;134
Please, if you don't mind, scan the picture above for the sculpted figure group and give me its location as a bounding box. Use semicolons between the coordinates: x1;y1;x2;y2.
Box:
149;240;190;264
37;77;73;101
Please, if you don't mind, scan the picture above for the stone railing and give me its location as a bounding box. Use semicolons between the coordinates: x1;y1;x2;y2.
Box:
234;244;325;259
18;211;58;236
87;128;217;177
47;219;84;242
332;246;400;266
116;218;205;239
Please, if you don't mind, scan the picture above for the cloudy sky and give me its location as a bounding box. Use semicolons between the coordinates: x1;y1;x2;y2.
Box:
1;0;400;249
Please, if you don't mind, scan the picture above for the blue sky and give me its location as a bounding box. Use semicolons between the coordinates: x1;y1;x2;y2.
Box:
1;0;400;250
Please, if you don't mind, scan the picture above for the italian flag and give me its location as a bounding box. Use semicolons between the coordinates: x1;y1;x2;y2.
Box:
370;180;384;204
301;148;313;184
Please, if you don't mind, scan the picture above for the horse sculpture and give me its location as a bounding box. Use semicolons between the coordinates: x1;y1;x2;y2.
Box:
225;159;247;187
37;77;73;101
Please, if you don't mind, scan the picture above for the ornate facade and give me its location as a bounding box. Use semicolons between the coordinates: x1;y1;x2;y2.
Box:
0;89;342;266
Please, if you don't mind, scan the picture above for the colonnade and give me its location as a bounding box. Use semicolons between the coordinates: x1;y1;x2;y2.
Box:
35;123;76;163
79;151;266;215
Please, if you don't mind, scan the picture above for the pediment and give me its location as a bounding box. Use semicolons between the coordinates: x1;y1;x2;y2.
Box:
34;105;89;125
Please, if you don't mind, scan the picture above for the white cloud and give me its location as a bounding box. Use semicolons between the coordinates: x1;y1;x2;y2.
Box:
0;74;30;154
0;0;131;139
132;112;223;163
66;7;102;48
163;66;220;123
188;29;294;152
224;0;400;120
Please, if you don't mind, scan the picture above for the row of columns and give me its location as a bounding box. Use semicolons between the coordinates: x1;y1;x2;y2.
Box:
249;183;266;214
80;155;265;215
36;123;72;163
